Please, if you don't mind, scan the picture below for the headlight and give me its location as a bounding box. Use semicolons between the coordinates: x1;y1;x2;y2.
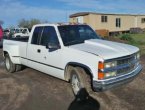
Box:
135;52;140;60
98;61;117;80
134;52;140;66
104;71;117;78
136;52;140;60
104;61;117;68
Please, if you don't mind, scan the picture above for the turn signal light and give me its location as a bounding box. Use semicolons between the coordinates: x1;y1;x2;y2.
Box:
98;62;104;79
98;62;104;70
98;71;104;80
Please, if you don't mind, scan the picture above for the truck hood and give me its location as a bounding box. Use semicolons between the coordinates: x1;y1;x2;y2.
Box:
69;39;139;60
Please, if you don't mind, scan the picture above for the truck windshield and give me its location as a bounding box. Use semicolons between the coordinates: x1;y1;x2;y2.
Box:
58;25;100;46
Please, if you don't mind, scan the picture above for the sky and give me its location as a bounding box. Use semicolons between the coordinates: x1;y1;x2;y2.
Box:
0;0;145;28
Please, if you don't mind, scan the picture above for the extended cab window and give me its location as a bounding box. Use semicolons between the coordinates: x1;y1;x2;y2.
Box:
40;26;59;46
31;27;43;45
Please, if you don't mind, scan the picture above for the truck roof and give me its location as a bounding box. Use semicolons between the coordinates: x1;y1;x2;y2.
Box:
33;23;86;27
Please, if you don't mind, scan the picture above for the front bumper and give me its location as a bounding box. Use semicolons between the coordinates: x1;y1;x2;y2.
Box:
93;64;142;92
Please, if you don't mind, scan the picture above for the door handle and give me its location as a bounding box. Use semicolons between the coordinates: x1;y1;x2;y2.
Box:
37;49;41;53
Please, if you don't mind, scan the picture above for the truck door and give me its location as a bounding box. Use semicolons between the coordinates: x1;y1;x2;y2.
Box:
27;26;64;79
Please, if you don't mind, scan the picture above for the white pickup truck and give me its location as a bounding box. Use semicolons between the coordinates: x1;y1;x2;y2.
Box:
3;24;142;95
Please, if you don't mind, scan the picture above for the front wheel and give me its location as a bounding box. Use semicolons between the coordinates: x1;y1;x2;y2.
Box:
69;67;92;95
71;72;82;95
5;54;16;73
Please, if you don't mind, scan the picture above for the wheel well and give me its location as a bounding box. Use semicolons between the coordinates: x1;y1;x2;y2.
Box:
65;63;93;82
3;51;8;57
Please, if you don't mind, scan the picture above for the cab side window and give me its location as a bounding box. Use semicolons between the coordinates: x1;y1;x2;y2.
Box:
40;26;59;46
31;27;43;45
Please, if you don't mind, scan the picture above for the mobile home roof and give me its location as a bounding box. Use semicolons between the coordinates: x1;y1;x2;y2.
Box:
70;12;145;18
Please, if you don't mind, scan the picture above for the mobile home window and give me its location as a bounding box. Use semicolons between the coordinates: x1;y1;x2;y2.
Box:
101;16;108;22
116;18;121;27
141;18;145;23
76;16;84;23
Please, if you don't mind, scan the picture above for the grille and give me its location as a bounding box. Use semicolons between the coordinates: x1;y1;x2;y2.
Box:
117;54;137;75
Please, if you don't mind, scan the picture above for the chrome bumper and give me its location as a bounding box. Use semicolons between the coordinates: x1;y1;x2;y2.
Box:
93;64;142;92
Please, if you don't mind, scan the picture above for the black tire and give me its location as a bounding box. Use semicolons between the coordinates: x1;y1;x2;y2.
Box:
69;66;92;95
5;54;16;73
16;64;23;72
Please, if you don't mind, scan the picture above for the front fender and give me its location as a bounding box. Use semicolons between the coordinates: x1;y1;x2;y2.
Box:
64;62;94;81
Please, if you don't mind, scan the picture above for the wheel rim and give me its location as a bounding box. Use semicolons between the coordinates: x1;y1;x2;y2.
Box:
71;74;81;95
5;57;10;70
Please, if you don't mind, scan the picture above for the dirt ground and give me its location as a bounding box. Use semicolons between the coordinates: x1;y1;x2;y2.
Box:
0;48;145;110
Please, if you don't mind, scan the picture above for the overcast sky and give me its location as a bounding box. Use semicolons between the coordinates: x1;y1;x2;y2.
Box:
1;0;145;28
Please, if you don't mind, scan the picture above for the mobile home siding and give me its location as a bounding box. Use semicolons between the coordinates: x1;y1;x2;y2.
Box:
70;12;145;32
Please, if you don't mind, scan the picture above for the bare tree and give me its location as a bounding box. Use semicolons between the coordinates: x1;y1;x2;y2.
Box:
29;19;41;28
18;19;29;28
18;18;41;29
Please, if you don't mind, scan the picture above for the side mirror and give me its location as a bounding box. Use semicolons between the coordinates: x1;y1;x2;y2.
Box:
46;42;60;51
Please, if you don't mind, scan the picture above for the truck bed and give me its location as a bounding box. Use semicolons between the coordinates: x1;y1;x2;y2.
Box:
3;39;28;65
4;37;29;42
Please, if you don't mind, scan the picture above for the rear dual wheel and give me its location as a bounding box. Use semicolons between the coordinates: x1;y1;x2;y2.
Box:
5;54;23;73
5;54;16;73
